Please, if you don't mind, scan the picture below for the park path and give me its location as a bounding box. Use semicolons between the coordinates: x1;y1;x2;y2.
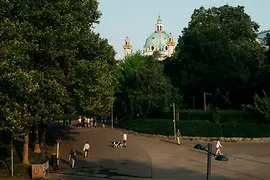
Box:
54;124;152;179
48;122;270;180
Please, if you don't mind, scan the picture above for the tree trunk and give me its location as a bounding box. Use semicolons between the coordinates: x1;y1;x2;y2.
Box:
22;134;30;164
34;128;41;153
40;126;46;146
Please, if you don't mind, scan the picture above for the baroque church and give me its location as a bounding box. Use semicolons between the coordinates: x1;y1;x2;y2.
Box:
123;14;175;60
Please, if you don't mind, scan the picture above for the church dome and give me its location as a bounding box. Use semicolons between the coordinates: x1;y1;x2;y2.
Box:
144;31;170;52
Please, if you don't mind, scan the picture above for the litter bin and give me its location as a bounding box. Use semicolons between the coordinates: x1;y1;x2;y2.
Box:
51;153;57;167
31;160;49;179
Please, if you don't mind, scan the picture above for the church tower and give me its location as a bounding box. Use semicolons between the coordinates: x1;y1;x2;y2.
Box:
155;13;164;32
167;33;175;57
123;37;132;56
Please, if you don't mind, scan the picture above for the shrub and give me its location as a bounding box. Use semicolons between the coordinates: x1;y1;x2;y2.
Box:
155;109;263;123
119;118;270;137
212;107;220;123
254;91;270;122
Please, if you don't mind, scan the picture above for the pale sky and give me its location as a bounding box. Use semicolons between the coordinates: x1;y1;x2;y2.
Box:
94;0;270;59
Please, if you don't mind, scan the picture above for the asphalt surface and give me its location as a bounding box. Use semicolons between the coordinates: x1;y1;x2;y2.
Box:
46;123;270;180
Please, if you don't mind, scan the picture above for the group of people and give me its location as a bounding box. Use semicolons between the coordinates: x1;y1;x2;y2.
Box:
68;133;128;168
68;128;224;169
77;116;97;128
176;129;224;156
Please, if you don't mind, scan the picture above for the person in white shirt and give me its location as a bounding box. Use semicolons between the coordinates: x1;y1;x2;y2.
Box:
83;142;90;158
87;118;90;128
78;117;82;128
123;132;127;147
215;139;223;156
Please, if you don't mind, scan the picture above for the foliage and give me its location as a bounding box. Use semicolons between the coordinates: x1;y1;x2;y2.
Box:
112;53;181;118
71;60;115;115
0;0;116;142
151;109;262;123
254;91;270;121
0;68;68;141
119;118;270;137
212;107;221;123
165;5;266;108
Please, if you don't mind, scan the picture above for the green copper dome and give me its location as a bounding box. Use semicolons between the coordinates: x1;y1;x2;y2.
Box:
144;31;170;51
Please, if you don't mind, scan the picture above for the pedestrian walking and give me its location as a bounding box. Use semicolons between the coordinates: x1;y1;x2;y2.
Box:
215;138;223;156
176;129;181;145
83;142;90;158
87;118;90;128
78;117;82;128
68;149;76;168
123;132;127;147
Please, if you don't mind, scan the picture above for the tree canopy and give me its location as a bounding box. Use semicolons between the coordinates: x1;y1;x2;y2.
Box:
113;53;181;119
165;5;267;108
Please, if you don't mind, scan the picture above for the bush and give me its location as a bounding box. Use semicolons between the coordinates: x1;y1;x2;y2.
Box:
212;107;220;123
151;109;263;123
119;118;270;137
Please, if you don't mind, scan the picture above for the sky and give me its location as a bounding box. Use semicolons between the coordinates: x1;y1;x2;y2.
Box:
94;0;270;59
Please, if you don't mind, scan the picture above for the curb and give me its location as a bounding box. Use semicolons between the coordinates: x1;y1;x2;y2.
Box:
115;128;270;143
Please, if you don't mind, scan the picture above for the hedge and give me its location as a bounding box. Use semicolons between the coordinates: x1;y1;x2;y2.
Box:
119;118;270;137
154;109;263;123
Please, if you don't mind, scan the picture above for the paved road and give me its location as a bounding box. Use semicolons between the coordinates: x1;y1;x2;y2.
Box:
47;123;270;180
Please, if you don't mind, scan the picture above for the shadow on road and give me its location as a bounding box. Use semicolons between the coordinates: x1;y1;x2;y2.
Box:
53;158;227;180
160;139;177;145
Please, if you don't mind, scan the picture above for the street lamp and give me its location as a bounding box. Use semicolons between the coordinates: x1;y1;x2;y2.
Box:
194;143;228;180
203;92;212;111
56;138;61;169
171;103;176;141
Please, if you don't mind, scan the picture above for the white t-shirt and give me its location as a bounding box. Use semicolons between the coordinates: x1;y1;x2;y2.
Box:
216;141;222;149
84;143;90;150
123;133;127;141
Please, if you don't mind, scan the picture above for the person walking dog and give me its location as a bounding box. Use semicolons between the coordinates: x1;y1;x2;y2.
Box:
176;129;181;145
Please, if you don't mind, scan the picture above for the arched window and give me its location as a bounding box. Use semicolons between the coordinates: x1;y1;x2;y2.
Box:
150;45;155;51
165;46;168;51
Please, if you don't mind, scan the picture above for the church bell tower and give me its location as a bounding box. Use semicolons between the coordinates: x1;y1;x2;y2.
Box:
123;37;132;56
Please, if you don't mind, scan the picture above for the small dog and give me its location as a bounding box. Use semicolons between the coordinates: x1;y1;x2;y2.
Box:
112;141;123;148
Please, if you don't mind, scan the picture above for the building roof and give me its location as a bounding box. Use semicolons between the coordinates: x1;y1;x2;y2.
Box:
144;31;170;51
258;29;270;40
143;14;172;52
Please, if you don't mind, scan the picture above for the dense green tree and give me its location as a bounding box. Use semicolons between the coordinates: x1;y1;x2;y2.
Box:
0;0;115;163
71;60;115;116
254;90;270;122
113;53;181;119
165;5;266;108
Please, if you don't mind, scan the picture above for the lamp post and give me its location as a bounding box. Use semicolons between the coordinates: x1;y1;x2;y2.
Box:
194;143;228;180
56;138;61;169
172;103;176;141
204;92;212;111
